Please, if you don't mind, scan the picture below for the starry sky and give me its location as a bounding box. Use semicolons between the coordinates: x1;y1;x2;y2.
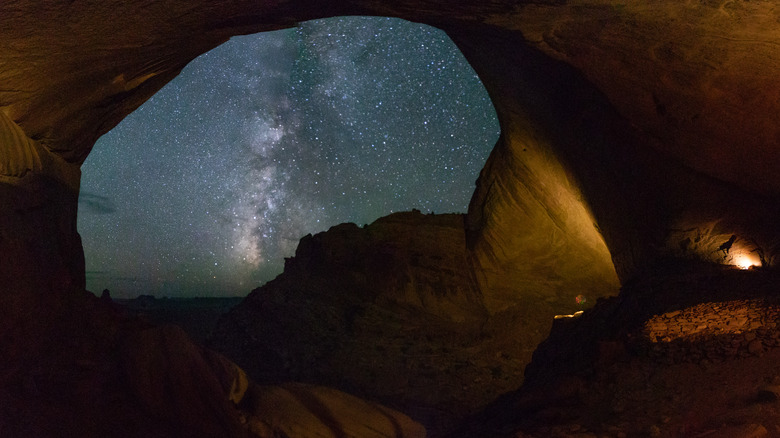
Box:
78;17;499;298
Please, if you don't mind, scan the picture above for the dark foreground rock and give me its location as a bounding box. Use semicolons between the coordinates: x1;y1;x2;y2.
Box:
242;382;426;438
455;264;780;438
0;287;425;438
210;210;586;435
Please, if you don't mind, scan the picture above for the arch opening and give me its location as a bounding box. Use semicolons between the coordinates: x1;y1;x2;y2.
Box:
78;16;500;298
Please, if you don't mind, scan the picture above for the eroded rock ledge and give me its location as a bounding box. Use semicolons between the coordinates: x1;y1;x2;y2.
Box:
211;210;587;435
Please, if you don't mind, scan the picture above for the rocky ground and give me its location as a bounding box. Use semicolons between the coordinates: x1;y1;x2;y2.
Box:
637;299;780;364
457;263;780;438
99;234;780;438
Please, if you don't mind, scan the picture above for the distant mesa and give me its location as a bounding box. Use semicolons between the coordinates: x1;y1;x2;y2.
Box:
132;294;158;309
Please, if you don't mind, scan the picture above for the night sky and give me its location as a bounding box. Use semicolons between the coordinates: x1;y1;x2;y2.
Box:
78;17;498;298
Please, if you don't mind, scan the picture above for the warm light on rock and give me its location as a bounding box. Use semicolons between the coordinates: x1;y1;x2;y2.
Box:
554;310;584;320
732;252;761;270
643;300;778;343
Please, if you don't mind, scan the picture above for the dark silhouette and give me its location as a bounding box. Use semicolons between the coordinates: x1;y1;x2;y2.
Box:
718;235;737;257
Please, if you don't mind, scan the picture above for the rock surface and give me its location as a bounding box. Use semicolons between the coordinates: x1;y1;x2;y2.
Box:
242;382;426;438
279;211;485;324
457;265;780;438
0;289;250;438
8;0;780;322
0;288;425;438
210;210;576;434
639;299;780;363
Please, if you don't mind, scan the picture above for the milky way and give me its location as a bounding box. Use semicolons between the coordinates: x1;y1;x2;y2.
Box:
78;17;499;298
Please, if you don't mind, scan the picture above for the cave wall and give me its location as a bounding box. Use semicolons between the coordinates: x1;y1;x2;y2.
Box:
2;0;780;307
475;0;780;275
0;109;85;354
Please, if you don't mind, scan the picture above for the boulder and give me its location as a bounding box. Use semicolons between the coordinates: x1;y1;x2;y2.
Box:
243;382;426;438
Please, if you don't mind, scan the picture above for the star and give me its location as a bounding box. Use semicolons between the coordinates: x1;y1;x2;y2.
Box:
78;16;499;298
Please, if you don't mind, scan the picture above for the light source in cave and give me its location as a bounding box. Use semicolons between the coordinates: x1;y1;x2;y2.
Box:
731;249;761;270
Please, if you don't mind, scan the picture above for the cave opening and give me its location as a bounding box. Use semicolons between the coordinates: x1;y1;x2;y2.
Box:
7;3;780;437
77;16;500;299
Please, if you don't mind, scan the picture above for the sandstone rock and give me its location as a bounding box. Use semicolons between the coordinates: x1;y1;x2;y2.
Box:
12;0;780;295
242;382;426;438
648;425;661;437
121;324;249;437
283;211;485;323
2;0;780;337
210;211;545;435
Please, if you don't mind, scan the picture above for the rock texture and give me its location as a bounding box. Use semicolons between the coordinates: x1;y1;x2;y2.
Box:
640;299;780;363
457;265;780;437
0;289;250;438
242;382;426;438
5;0;780;321
6;0;780;317
275;211;485;323
0;288;425;438
211;211;573;434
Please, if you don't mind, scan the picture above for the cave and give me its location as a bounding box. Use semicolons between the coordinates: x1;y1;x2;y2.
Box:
3;1;780;437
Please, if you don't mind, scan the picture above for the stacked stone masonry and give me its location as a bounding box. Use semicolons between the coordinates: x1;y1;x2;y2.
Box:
638;300;780;364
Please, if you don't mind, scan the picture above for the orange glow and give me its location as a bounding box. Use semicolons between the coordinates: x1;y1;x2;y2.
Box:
554;310;583;319
732;252;760;270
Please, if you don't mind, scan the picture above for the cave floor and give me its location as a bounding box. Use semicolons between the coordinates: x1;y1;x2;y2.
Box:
464;265;780;438
517;328;780;438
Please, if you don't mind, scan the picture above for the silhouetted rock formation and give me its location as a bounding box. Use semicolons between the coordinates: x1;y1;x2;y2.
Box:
0;289;249;438
281;211;485;322
211;211;592;434
0;288;425;438
8;0;780;326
